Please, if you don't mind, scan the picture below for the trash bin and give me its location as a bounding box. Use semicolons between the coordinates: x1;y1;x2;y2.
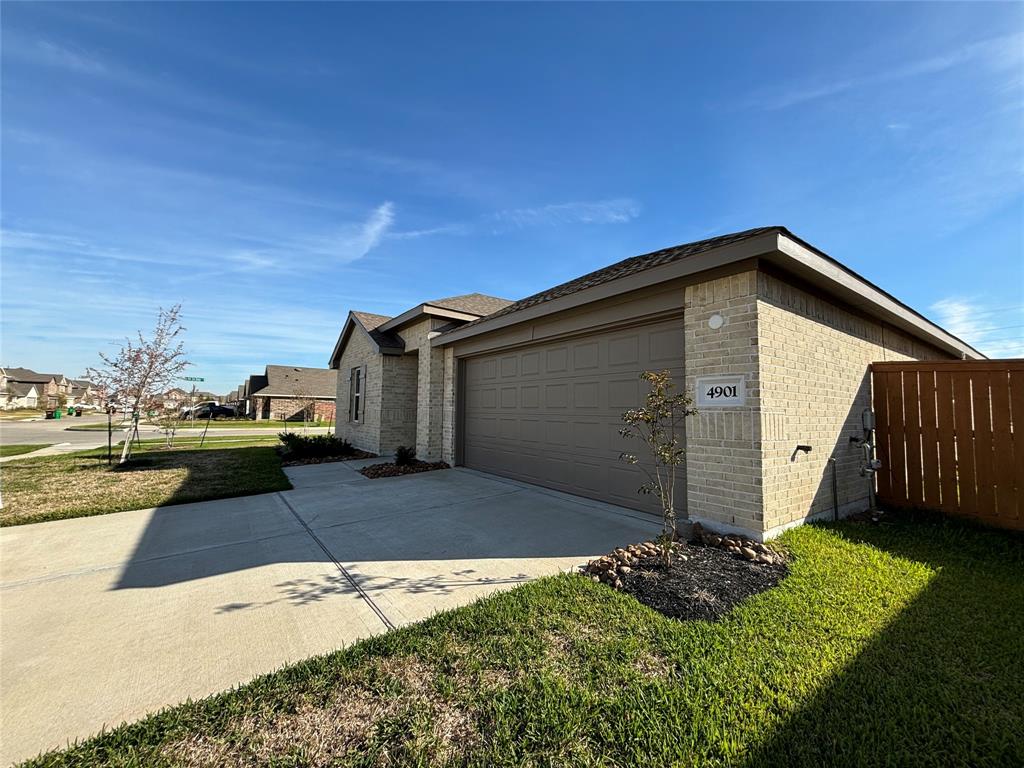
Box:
53;408;62;420
45;409;55;419
75;407;83;417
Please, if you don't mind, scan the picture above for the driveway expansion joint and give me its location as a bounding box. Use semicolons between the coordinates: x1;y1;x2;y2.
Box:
276;492;395;631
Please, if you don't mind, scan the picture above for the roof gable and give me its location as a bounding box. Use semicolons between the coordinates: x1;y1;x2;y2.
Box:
329;310;402;368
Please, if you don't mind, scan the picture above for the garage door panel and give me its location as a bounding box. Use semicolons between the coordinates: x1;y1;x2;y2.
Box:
499;387;517;408
572;421;604;451
544;420;570;447
546;347;568;373
498;418;519;440
520;418;542;442
608;378;640;409
648;327;685;364
573;341;600;370
608;334;640;366
462;318;684;515
545;384;569;408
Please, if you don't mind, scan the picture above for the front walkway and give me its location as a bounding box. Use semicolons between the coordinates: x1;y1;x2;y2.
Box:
0;462;658;764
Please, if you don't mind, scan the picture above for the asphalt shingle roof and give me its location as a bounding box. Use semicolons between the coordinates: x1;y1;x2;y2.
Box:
3;381;38;397
427;293;514;316
251;366;337;399
450;227;783;334
351;311;404;351
3;367;54;383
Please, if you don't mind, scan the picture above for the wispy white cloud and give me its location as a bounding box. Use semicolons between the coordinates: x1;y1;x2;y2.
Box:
748;34;1024;110
388;223;470;240
386;198;641;242
35;39;107;74
489;198;641;231
351;201;395;259
931;297;1024;358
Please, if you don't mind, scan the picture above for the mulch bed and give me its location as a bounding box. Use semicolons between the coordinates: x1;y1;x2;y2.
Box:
279;450;376;467
359;461;450;479
618;544;788;622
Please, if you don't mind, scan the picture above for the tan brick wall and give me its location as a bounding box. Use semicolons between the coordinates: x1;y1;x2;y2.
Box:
441;346;457;465
398;318;446;461
379;352;418;455
684;271;764;537
335;327;384;454
755;271;953;537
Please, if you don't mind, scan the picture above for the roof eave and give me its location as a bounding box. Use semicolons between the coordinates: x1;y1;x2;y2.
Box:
432;230;781;346
431;230;983;361
376;304;480;334
770;233;983;360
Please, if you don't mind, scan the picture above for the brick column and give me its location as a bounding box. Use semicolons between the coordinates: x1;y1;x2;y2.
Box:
683;271;765;540
416;342;445;461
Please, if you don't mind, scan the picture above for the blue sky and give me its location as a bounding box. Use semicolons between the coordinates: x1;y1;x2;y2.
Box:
2;2;1022;393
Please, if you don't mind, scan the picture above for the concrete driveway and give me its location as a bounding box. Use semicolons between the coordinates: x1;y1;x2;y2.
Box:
0;462;658;764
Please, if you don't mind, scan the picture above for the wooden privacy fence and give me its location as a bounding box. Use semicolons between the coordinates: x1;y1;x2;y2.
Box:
871;359;1024;531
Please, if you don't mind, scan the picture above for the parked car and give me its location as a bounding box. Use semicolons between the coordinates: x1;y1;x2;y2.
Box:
186;404;237;420
179;401;217;419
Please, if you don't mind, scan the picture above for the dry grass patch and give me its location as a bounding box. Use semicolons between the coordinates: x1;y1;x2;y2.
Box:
162;656;481;768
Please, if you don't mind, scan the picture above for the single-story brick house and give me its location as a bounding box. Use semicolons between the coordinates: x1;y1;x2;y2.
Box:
250;365;338;422
329;227;981;541
329;293;515;453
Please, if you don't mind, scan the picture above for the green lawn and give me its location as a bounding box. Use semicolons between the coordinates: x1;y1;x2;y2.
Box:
1;439;292;527
0;443;50;457
67;419;332;431
20;518;1023;767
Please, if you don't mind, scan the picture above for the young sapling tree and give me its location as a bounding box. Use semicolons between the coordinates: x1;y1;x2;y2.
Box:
619;370;697;567
86;305;191;464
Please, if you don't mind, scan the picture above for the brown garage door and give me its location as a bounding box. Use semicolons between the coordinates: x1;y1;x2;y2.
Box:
461;318;685;513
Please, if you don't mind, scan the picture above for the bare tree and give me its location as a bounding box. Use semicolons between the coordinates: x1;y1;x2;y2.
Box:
619;370;697;567
87;305;190;464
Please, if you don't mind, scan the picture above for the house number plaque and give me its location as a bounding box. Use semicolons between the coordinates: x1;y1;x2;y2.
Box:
695;375;746;407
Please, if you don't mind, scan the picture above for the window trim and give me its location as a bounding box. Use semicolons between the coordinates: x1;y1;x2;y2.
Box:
349;366;363;423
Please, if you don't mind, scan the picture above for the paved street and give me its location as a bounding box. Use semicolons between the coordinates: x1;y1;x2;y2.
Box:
0;415;330;461
0;463;659;765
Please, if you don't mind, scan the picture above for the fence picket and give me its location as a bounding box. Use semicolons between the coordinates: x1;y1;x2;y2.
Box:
871;360;1023;531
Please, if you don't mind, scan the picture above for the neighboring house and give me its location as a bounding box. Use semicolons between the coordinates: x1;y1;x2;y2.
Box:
68;379;102;407
158;387;190;411
328;227;981;542
0;368;68;408
250;365;338;422
1;381;40;410
244;373;268;418
329;294;514;456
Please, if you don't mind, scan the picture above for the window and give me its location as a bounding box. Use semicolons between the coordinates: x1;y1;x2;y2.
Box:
350;367;363;423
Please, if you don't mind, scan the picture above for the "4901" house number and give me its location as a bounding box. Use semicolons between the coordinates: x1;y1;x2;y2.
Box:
695;375;746;407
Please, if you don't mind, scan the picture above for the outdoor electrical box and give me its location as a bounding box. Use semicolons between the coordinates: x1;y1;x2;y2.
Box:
862;409;875;431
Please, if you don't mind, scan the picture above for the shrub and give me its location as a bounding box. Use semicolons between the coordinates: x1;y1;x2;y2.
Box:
278;432;355;459
394;445;416;466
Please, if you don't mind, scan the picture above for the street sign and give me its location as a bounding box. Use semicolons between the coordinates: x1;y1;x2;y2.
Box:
182;376;205;382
